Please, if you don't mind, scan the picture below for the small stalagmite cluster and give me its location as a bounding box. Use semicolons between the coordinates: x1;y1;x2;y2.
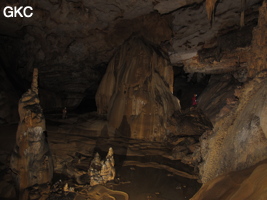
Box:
10;68;53;193
88;147;115;186
96;36;181;141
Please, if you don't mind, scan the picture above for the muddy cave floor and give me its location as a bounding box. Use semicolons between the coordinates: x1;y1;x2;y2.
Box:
0;112;201;200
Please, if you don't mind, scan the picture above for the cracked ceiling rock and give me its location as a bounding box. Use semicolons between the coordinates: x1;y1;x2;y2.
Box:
183;48;250;74
154;0;204;14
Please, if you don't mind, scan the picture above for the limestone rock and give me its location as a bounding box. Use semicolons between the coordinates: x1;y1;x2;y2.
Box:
248;1;267;78
191;159;267;200
197;74;240;125
10;68;53;192
96;37;181;141
0;0;263;114
86;185;129;200
88;147;115;186
171;108;213;136
198;75;267;183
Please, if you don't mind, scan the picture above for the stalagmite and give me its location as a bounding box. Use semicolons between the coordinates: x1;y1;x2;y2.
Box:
96;36;181;141
10;68;53;197
88;147;115;186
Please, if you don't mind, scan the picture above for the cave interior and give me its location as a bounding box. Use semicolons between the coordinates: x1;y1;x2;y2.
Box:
1;0;267;199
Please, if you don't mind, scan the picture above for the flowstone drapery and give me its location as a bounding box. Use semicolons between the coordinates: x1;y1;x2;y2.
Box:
96;37;181;141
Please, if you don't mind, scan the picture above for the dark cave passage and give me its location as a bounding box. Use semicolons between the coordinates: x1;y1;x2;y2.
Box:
75;94;97;114
173;66;210;110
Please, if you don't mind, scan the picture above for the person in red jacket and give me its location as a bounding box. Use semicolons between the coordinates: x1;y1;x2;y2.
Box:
192;94;197;107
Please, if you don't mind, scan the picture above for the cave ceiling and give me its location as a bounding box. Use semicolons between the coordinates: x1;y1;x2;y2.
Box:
0;0;263;107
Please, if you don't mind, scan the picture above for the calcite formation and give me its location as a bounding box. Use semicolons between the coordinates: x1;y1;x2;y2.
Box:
10;68;53;192
89;147;115;186
96;37;181;141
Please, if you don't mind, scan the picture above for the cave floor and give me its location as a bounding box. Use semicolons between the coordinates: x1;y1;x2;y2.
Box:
0;112;201;200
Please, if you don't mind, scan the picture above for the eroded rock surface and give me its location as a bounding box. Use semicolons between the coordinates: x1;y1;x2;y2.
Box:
10;68;53;195
191;159;267;200
196;74;267;184
197;74;241;125
96;36;181;141
193;1;267;184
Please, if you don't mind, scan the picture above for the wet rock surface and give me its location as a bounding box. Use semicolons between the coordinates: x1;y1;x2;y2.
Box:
0;111;201;199
191;159;267;200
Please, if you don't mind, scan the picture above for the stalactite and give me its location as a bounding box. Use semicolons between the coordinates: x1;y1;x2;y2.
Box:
240;0;246;27
206;0;218;23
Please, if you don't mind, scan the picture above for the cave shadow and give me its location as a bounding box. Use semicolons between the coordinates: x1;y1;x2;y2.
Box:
93;115;130;174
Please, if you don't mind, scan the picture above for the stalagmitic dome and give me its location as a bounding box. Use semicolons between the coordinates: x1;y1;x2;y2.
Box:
96;36;181;141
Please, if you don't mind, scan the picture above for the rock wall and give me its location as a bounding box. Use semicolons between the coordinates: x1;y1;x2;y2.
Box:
197;73;267;183
195;1;267;184
248;0;267;77
197;74;241;125
96;37;181;141
191;159;267;200
10;69;53;194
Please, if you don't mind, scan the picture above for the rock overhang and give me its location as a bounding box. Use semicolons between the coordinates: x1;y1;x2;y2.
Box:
0;0;263;109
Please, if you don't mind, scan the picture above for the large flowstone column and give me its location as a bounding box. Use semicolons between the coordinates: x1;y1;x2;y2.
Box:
96;37;181;141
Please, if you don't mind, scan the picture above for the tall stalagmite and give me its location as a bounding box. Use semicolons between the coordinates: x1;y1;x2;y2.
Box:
96;37;181;141
10;68;53;194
